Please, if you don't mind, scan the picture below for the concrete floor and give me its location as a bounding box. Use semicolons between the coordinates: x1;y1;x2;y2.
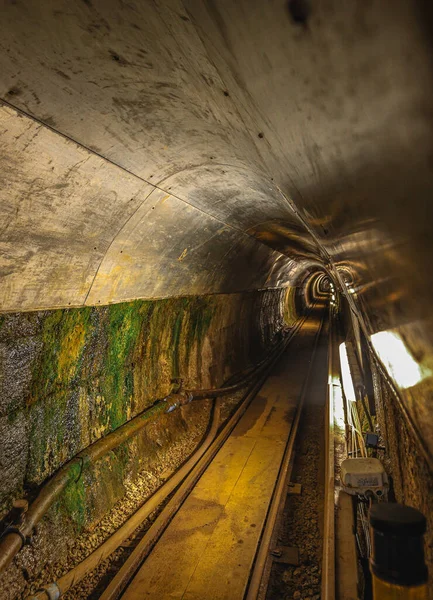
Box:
122;313;324;600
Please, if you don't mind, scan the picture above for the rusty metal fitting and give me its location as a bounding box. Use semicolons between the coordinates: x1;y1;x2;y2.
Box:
1;526;28;548
164;391;193;413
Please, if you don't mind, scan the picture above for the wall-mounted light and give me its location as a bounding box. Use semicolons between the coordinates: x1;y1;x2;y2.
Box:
339;343;356;402
370;330;430;389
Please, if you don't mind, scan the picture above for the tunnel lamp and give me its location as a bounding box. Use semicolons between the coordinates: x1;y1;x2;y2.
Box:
348;287;355;294
331;375;346;431
370;331;429;389
339;343;357;403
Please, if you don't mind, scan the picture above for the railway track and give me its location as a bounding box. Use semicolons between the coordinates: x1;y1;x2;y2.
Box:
30;304;329;600
101;307;326;600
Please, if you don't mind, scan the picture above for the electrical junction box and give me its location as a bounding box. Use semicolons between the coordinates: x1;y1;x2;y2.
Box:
341;458;388;498
365;432;379;449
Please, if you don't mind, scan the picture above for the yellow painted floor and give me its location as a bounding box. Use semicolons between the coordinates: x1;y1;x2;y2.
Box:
123;314;322;600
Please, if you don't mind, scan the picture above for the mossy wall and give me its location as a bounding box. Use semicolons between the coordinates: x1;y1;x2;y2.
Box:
0;288;296;527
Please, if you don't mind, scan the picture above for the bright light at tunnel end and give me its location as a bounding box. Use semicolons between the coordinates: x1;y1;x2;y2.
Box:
370;330;431;389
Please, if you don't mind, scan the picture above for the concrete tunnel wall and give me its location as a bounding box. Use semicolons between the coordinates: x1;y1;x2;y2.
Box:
2;0;433;594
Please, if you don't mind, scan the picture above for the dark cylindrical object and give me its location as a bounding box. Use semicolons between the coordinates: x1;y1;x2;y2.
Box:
369;503;428;599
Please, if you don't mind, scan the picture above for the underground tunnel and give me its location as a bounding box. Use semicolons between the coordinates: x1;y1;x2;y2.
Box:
1;1;433;599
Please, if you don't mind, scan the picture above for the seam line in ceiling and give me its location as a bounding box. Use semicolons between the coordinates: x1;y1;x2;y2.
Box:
82;185;156;305
0;96;293;267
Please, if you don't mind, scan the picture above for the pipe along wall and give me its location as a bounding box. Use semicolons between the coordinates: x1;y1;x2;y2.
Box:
0;287;298;598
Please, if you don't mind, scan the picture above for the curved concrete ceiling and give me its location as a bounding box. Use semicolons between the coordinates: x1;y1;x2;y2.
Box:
1;0;433;331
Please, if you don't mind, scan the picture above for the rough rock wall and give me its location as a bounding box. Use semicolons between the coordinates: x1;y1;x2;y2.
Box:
373;363;433;590
344;302;433;590
0;288;294;546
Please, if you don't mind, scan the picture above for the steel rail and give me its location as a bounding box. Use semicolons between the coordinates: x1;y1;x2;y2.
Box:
28;400;223;600
321;302;336;600
0;323;291;579
245;308;326;600
98;311;314;600
24;311;313;599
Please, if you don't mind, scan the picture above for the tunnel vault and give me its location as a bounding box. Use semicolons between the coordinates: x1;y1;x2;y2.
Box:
2;0;433;459
0;0;431;316
2;1;433;597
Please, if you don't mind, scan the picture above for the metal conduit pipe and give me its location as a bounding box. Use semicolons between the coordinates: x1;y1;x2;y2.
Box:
27;399;222;600
0;325;292;579
0;399;171;577
28;329;293;598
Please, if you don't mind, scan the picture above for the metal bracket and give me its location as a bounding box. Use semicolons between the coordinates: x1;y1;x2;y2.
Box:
1;526;29;548
287;482;302;495
270;546;299;565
